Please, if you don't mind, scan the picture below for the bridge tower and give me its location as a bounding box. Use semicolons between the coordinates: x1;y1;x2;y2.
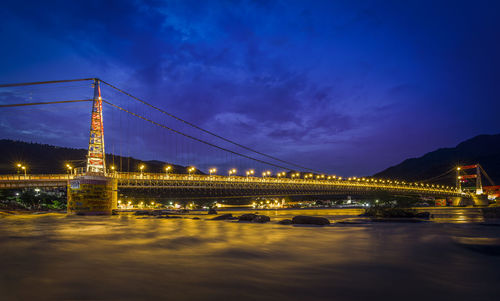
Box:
86;79;106;174
67;78;117;215
457;164;483;195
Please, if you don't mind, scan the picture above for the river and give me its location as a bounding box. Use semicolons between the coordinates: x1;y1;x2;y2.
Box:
1;208;500;300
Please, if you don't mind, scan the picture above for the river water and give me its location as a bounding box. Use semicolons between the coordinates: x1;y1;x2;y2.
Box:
1;208;500;300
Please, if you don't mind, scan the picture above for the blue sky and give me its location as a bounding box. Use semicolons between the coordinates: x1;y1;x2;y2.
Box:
0;0;499;176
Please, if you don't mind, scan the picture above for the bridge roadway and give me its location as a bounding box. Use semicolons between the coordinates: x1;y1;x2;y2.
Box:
0;172;467;199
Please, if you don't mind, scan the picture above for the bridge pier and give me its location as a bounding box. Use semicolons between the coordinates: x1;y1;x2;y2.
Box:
472;194;489;206
451;195;489;206
67;175;117;215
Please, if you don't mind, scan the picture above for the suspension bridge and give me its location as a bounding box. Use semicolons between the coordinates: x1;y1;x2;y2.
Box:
0;78;487;213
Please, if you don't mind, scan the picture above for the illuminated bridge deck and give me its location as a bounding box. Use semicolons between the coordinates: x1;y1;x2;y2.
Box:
0;173;467;199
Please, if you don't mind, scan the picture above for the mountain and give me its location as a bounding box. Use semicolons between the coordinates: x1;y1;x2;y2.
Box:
373;134;500;186
0;139;196;174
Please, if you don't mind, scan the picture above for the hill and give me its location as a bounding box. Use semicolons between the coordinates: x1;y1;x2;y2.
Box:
373;134;500;186
0;139;195;174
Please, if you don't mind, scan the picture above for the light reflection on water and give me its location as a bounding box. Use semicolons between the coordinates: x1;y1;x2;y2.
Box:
1;209;500;301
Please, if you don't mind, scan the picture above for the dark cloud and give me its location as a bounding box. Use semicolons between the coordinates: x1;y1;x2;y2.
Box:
1;0;499;175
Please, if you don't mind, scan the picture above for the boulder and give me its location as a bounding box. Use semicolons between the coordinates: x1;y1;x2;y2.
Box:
278;219;292;225
415;212;431;219
238;213;258;221
208;208;218;215
211;213;233;220
192;217;200;220
134;210;151;216
292;215;330;225
252;215;270;223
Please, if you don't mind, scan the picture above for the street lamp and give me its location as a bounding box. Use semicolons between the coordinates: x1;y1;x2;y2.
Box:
165;165;172;175
188;166;196;175
139;164;145;176
110;165;116;174
228;168;237;176
209;168;217;175
65;164;72;178
21;165;27;177
262;171;271;177
277;172;286;178
16;163;22;174
246;169;255;177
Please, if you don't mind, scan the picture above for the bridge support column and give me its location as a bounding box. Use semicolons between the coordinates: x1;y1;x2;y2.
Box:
472;194;489;206
451;197;465;206
67;175;117;215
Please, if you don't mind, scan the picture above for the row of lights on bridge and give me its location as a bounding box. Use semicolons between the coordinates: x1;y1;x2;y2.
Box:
13;162;456;191
111;163;455;190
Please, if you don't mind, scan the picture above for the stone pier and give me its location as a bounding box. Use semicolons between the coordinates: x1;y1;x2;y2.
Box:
67;175;118;215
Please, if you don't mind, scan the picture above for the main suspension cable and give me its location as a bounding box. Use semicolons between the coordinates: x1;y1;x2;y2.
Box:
0;99;93;108
479;165;496;186
100;80;321;173
102;99;300;171
418;167;456;183
0;78;95;88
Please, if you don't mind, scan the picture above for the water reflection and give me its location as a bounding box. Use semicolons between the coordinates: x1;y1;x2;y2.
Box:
0;210;500;300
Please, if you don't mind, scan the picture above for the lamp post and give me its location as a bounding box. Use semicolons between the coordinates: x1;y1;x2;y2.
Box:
165;165;172;176
188;166;196;175
21;166;27;177
228;168;236;176
209;168;217;175
246;169;255;177
16;163;22;175
262;171;271;178
139;164;145;176
66;164;72;179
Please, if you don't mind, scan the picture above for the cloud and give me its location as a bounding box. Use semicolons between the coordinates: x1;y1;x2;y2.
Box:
1;0;500;175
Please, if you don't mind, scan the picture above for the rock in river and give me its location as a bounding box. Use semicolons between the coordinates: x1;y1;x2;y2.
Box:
292;216;330;225
252;215;270;223
238;213;257;221
238;213;270;223
415;212;431;219
278;219;292;225
211;214;234;220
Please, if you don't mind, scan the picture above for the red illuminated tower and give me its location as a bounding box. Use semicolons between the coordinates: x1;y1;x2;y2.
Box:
86;79;106;174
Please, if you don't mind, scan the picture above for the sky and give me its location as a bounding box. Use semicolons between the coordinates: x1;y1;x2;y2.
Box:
0;0;499;176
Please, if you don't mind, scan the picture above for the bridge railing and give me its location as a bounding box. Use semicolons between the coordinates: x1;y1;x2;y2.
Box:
0;174;73;180
0;172;465;196
109;172;462;195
